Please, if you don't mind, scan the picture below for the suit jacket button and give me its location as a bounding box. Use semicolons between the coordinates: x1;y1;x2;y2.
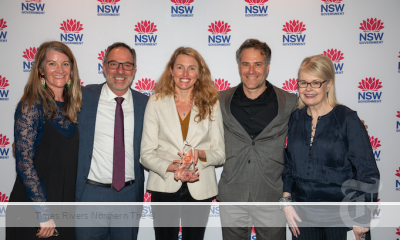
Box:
248;160;251;163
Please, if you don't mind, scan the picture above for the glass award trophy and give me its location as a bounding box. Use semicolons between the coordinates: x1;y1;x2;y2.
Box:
174;141;194;181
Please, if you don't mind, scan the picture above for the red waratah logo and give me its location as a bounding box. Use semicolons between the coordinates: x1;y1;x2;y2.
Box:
22;47;38;61
245;0;268;5
98;49;106;61
282;20;306;34
396;111;400;118
60;19;84;33
97;0;120;4
0;19;7;31
358;77;382;91
282;78;298;93
211;198;219;206
0;192;9;203
0;76;9;89
171;0;193;5
398;52;400;58
208;21;231;35
144;192;151;203
396;168;400;178
135;78;155;95
321;0;342;3
26;0;42;2
80;79;84;86
322;49;344;63
359;18;384;33
0;134;10;148
396;226;400;236
213;79;231;91
134;20;157;34
369;136;381;150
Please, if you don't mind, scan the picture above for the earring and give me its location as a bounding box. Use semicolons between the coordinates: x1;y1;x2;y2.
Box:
41;76;45;88
67;79;71;88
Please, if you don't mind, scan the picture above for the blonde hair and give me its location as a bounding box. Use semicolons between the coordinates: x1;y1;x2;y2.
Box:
155;47;219;122
297;55;340;109
19;41;82;122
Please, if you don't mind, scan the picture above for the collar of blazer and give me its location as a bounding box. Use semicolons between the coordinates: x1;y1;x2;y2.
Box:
160;94;200;151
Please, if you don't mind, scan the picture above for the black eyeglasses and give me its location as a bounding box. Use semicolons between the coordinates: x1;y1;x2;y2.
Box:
107;61;135;71
297;80;327;88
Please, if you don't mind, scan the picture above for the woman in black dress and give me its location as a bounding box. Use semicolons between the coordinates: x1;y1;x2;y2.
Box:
7;41;82;239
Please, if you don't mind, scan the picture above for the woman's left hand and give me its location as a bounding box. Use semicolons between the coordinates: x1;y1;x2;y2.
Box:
353;225;369;240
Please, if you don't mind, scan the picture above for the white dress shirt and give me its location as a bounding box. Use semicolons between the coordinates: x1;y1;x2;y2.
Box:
88;84;135;183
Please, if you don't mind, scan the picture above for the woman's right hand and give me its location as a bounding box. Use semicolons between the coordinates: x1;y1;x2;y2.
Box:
36;219;56;238
283;206;302;238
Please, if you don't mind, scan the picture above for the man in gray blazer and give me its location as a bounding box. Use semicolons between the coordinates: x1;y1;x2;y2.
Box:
217;39;298;240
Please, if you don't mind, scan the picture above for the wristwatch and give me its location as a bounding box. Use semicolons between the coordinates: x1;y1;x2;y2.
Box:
278;196;293;210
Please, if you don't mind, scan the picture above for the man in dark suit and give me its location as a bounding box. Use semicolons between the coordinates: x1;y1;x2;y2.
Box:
217;39;298;240
75;42;148;240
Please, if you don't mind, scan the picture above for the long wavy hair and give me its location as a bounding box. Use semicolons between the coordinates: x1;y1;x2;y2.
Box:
19;41;82;122
155;47;219;122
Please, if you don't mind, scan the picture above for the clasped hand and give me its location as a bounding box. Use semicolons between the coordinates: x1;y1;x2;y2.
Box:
168;149;200;182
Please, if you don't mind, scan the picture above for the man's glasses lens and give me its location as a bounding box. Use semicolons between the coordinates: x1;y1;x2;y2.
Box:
108;61;134;71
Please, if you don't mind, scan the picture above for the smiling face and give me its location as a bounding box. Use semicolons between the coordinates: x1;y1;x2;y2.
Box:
239;48;269;96
103;47;136;96
298;71;332;108
170;54;199;93
39;50;71;91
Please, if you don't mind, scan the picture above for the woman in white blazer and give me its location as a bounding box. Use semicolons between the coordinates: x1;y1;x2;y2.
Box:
140;47;225;240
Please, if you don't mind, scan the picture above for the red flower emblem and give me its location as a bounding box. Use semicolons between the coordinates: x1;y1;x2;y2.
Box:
398;52;400;58
25;0;42;2
80;79;84;87
0;75;9;89
321;0;342;3
171;0;194;5
322;49;344;63
213;78;231;91
282;78;298;93
282;20;306;34
98;49;107;61
396;226;400;236
143;192;151;203
208;21;231;35
359;18;384;33
134;20;158;34
97;0;120;4
245;0;268;5
60;19;84;33
211;198;219;206
135;78;155;96
369;136;381;150
0;134;10;148
396;168;400;178
22;47;38;61
251;226;256;234
0;192;9;203
358;77;382;91
0;19;7;31
396;111;400;118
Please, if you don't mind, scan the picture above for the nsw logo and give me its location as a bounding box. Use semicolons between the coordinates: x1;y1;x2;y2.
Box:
22;47;38;72
369;136;381;161
396;167;400;191
244;0;268;18
134;20;158;46
213;78;231;91
396;111;400;132
372;199;381;220
97;49;106;74
357;77;382;103
0;75;10;101
141;192;153;218
171;0;194;18
209;198;220;217
282;78;298;96
0;19;8;42
97;0;120;16
60;19;84;45
282;20;306;46
208;21;231;46
321;0;344;16
0;192;9;217
251;226;256;240
322;49;344;74
0;134;10;159
359;18;384;45
22;0;45;15
134;78;155;96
